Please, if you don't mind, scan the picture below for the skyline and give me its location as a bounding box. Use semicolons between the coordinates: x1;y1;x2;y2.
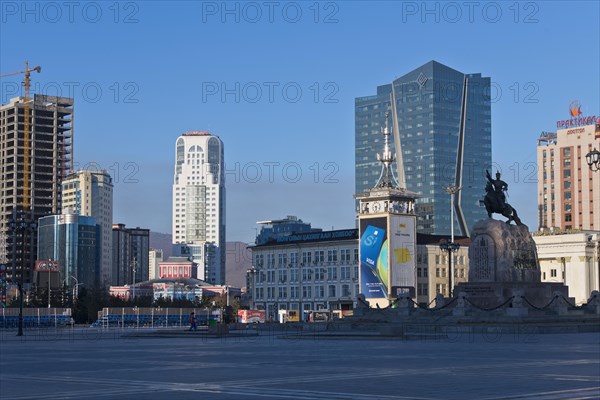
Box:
1;1;599;243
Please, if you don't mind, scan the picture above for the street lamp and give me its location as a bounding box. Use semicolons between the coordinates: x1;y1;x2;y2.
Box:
586;148;600;172
8;209;36;337
63;275;79;304
440;184;462;298
131;257;137;303
439;239;460;298
246;267;256;309
47;258;55;308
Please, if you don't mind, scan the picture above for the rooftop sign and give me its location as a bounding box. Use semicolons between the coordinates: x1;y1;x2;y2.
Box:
556;100;599;129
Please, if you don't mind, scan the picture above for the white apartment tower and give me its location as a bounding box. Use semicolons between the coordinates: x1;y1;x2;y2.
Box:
62;170;113;284
172;131;225;284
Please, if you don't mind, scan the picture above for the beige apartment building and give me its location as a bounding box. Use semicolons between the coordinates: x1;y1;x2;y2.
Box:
537;123;600;230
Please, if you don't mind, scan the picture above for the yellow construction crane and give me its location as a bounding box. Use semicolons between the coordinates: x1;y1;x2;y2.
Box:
0;61;42;211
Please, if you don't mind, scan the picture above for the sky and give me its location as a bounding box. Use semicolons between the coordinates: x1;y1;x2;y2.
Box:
1;1;599;244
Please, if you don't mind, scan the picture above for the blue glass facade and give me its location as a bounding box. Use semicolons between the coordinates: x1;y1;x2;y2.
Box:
355;61;492;235
37;214;99;288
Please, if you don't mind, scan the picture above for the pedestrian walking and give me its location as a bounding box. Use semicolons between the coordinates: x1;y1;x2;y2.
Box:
188;311;197;331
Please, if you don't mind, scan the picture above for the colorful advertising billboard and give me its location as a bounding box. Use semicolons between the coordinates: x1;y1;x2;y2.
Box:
359;215;416;303
389;215;416;297
359;217;388;299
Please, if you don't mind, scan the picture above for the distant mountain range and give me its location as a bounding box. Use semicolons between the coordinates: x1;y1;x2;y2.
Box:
149;232;173;258
149;232;251;289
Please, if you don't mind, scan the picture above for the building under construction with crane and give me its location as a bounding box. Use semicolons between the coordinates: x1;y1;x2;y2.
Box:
0;94;74;284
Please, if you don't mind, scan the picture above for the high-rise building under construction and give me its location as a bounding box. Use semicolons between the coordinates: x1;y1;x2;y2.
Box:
0;95;73;283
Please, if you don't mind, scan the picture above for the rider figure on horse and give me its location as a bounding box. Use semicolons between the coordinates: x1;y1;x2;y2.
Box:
486;170;508;210
483;169;522;226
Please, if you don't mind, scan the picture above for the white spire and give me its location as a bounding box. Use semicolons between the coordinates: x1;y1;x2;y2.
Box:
374;111;400;189
391;86;407;190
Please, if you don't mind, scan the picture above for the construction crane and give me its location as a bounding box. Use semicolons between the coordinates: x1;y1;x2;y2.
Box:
0;61;42;211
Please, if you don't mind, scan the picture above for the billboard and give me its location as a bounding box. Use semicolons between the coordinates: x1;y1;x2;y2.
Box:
359;217;388;299
359;215;416;303
389;215;416;297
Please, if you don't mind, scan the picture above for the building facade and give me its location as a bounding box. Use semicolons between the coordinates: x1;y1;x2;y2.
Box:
249;229;472;318
0;95;74;283
415;234;470;305
172;131;225;284
148;249;163;280
112;223;150;286
537;123;600;230
159;256;197;279
255;216;322;245
533;231;600;305
62;170;113;284
355;61;491;236
250;229;360;321
37;211;99;288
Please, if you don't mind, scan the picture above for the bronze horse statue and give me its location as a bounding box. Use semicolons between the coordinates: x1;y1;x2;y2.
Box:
483;170;523;226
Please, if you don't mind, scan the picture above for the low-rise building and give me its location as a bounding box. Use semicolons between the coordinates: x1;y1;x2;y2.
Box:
159;256;197;279
533;230;600;305
249;228;473;317
148;249;163;280
416;234;471;305
250;229;359;321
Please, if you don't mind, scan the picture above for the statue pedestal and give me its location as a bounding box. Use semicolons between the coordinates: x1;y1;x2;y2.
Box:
456;219;570;310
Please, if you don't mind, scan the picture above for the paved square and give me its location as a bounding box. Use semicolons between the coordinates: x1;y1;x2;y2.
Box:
1;328;599;399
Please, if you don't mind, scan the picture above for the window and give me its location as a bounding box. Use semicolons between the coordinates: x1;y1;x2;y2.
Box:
315;268;325;281
341;266;350;280
302;251;312;265
340;249;351;263
290;269;298;282
327;266;338;280
302;286;312;298
328;285;336;297
278;253;287;266
327;250;338;263
417;283;428;296
353;249;359;262
550;269;557;277
278;270;287;283
302;268;313;281
315;251;325;263
317;286;324;298
565;214;572;222
563;169;571;179
341;284;350;297
435;284;447;296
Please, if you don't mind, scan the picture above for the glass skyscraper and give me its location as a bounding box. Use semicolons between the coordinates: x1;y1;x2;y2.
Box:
355;61;492;235
37;212;99;288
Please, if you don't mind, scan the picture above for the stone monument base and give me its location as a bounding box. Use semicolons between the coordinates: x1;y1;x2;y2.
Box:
454;281;570;309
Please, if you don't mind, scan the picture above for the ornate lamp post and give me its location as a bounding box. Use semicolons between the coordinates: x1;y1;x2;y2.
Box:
439;239;460;298
586;148;600;172
439;184;462;298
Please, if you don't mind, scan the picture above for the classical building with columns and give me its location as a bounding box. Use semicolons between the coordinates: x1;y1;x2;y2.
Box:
533;231;600;305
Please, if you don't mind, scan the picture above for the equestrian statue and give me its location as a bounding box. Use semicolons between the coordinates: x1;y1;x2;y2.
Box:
483;170;523;226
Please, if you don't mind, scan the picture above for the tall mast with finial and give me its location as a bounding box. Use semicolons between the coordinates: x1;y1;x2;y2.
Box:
374;111;399;189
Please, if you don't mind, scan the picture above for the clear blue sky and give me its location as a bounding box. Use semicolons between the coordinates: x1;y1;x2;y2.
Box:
1;1;599;243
